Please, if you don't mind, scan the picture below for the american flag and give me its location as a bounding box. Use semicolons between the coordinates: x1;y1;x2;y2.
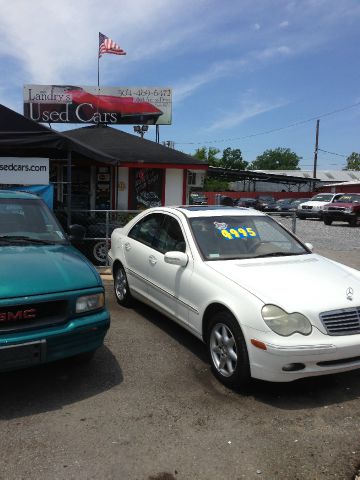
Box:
99;32;126;58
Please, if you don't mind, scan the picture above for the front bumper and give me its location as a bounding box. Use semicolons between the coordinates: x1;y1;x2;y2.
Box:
0;309;110;371
322;212;356;222
297;209;323;218
243;325;360;382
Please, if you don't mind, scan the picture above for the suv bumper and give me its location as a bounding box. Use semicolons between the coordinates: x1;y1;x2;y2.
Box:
0;310;110;371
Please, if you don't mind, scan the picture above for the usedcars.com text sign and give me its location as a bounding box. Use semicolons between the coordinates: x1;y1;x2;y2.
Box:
0;158;49;185
23;85;172;125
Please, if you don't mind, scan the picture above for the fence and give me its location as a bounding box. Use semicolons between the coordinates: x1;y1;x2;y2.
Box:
54;208;298;267
54;210;138;267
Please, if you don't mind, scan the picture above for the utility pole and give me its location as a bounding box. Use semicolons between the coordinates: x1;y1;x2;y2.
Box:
313;119;320;178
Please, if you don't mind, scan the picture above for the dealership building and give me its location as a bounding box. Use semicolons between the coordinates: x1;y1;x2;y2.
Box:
0;86;208;212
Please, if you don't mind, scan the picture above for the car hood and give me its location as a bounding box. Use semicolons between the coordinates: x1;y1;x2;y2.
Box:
207;254;360;321
299;201;330;207
0;244;101;299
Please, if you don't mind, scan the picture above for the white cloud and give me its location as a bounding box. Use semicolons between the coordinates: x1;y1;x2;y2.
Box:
253;23;261;30
205;94;287;131
279;20;289;28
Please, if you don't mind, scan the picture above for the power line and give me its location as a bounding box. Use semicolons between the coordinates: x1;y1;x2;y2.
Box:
318;148;348;158
174;100;360;146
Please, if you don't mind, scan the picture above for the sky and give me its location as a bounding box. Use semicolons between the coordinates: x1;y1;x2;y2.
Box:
0;0;359;170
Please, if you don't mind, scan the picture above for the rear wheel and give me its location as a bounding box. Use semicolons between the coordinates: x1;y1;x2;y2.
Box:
114;264;133;306
206;310;250;389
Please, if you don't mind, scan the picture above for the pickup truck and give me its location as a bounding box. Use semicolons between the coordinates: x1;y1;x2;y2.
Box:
0;190;110;371
322;193;360;226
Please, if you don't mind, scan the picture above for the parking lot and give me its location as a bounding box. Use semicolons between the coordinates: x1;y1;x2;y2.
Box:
1;219;360;480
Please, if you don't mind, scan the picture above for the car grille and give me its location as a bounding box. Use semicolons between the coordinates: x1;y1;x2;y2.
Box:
320;306;360;335
301;205;313;210
0;301;68;333
328;206;345;212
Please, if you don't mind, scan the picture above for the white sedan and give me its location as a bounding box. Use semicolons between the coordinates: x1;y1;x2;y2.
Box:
108;206;360;388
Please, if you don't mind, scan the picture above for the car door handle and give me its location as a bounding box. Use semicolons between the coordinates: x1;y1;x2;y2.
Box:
124;242;131;251
149;255;157;265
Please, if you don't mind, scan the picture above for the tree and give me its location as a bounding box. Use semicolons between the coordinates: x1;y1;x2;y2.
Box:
221;147;248;170
249;147;301;170
193;147;220;166
193;146;248;169
345;152;360;170
203;177;229;191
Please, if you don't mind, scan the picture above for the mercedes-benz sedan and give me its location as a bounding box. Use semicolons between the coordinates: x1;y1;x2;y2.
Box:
108;206;360;389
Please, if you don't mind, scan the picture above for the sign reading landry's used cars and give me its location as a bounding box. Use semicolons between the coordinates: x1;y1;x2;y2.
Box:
23;85;172;125
0;158;49;185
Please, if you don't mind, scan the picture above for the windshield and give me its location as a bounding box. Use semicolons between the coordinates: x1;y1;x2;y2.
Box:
0;198;67;244
311;194;333;202
190;215;308;260
336;194;360;203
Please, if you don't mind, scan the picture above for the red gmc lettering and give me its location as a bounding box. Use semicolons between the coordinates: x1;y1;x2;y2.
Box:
0;309;36;322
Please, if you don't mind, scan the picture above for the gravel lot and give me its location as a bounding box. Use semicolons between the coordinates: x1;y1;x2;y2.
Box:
1;218;360;480
276;215;360;270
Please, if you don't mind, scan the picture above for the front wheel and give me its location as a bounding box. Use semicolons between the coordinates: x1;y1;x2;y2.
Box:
114;265;133;307
349;215;359;227
206;310;250;389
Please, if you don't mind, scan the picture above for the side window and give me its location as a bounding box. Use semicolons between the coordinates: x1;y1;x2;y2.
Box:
128;213;164;249
156;216;186;254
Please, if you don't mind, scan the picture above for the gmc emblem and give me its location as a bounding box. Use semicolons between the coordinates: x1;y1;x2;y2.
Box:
0;309;37;322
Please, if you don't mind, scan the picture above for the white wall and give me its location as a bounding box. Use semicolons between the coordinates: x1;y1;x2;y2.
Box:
165;169;183;206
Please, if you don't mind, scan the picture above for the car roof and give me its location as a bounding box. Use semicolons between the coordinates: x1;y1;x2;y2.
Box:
0;189;39;200
147;206;267;218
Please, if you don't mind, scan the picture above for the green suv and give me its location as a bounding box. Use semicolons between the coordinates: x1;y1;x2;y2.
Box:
0;190;110;371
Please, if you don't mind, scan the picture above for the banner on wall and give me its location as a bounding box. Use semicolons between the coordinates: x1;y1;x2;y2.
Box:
8;184;54;209
23;85;172;125
0;158;49;185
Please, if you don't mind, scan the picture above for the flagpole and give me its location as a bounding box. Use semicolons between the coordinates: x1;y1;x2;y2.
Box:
97;54;100;87
97;36;100;123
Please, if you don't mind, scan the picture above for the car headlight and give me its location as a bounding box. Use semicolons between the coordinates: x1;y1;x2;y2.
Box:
261;305;312;336
344;207;353;213
76;293;105;313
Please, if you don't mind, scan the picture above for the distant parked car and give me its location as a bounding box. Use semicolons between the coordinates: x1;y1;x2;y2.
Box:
322;193;360;226
263;198;293;213
296;193;344;220
235;197;258;208
190;192;208;205
256;195;275;211
220;196;234;206
280;198;311;217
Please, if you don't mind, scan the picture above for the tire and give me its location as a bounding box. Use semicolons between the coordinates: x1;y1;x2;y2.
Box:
91;240;108;265
113;264;133;307
324;218;332;226
349;215;359;227
206;310;250;389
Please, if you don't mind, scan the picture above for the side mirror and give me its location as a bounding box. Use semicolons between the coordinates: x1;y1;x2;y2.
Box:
305;242;313;252
164;251;188;267
69;224;86;242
